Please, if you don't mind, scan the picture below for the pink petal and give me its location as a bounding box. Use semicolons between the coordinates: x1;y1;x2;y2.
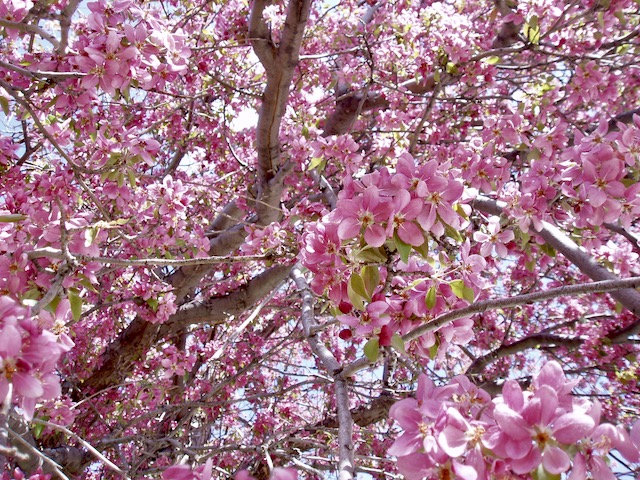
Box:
13;372;43;398
510;445;541;474
542;445;570;474
0;324;22;356
494;403;531;440
452;460;478;480
388;431;423;457
337;218;361;240
390;398;421;429
396;452;433;479
615;425;640;463
586;186;607;207
438;426;468;457
502;380;524;411
590;456;617;480
553;412;595;444
503;436;533;460
631;420;640;449
398;222;424;246
527;386;558;426
568;452;586;480
364;224;387;247
534;361;566;391
271;467;297;480
163;465;196;480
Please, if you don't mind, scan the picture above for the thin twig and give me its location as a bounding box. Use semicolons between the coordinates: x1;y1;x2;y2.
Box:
31;419;130;479
27;247;288;267
340;277;640;378
291;265;355;480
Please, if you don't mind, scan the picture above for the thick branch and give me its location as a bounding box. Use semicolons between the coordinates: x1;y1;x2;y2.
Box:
473;196;640;340
253;0;312;190
83;264;291;393
27;247;284;267
466;334;582;376
404;277;640;343
320;0;521;138
165;264;292;327
249;0;277;68
81;0;312;395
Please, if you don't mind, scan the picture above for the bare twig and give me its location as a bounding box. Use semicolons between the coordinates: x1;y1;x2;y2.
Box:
27;247;289;267
291;265;354;480
31;419;130;479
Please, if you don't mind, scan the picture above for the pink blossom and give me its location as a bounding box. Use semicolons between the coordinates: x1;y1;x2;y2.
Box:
336;186;390;247
387;189;425;246
473;217;514;258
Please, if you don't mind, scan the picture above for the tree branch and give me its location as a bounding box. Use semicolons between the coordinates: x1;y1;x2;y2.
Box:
80;0;313;395
340;276;640;379
166;264;292;327
290;266;354;480
466;334;582;376
473;196;640;341
83;264;291;392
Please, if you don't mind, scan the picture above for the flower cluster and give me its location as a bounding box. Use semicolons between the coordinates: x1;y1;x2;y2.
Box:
0;296;74;419
301;151;478;356
162;460;297;480
1;468;51;480
60;0;191;99
389;361;640;479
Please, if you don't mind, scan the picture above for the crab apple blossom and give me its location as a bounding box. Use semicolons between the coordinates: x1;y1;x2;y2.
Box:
1;0;640;478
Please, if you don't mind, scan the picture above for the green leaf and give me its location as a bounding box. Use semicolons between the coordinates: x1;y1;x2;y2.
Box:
463;285;475;303
527;148;541;161
445;61;458;74
484;56;500;65
448;279;474;302
0;214;27;222
347;281;366;311
127;168;137;188
443;223;463;242
616;43;631;54
361;265;380;299
68;288;83;321
23;288;41;301
425;285;437;309
539;242;556;258
350;272;370;302
146;297;159;312
454;203;469;220
354;245;388;263
32;418;48;439
524;16;541;44
78;276;99;293
0;96;9;115
363;338;379;362
46;295;61;313
84;227;99;248
390;333;405;354
449;279;466;300
516;228;531;246
428;337;440;359
413;239;430;258
394;232;411;264
308;157;326;171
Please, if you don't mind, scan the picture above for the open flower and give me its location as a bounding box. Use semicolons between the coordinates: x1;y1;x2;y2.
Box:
336;186;391;247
